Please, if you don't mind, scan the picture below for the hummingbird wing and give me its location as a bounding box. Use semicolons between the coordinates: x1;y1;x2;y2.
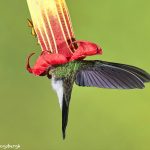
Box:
52;77;73;139
100;61;150;83
75;60;150;89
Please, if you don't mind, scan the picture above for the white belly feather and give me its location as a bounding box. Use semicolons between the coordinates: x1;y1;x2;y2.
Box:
52;77;63;109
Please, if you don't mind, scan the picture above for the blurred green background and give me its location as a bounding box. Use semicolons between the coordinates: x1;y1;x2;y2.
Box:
0;0;150;150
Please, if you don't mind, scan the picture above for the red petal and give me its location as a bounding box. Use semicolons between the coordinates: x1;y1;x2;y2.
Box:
26;51;69;76
43;51;68;65
26;52;49;76
70;41;103;61
33;55;49;74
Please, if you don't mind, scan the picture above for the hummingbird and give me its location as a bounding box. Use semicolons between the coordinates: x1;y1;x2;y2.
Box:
48;59;150;139
26;0;150;139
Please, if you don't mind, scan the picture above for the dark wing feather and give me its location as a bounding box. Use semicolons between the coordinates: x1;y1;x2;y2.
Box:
101;61;150;83
75;62;145;89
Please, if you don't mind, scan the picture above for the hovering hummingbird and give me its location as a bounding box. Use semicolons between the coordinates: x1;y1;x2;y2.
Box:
26;0;150;139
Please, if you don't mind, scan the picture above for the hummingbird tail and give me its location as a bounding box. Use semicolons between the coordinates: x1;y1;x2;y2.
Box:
51;77;73;139
62;97;69;139
62;78;73;139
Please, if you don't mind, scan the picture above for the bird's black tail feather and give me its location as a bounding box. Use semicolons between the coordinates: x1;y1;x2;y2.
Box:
62;97;69;139
62;78;73;139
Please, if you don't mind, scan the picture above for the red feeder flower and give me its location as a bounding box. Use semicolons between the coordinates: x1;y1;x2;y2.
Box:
26;0;103;76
